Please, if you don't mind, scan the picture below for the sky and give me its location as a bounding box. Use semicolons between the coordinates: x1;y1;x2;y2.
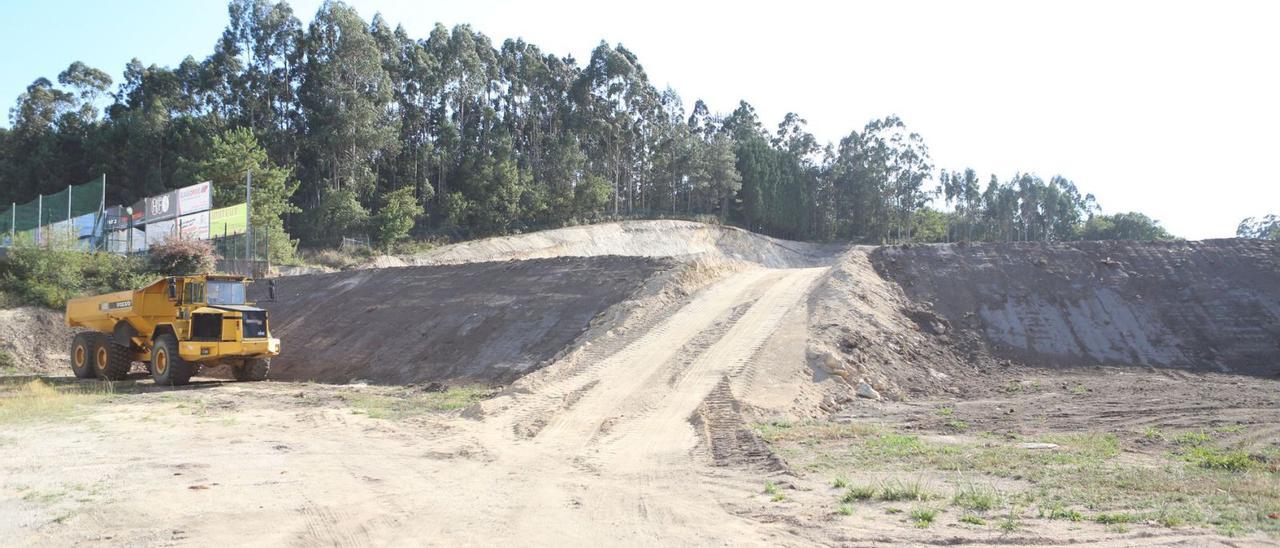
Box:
1;0;1276;239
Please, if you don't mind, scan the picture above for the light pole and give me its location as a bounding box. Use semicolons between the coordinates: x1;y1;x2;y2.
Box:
126;206;133;255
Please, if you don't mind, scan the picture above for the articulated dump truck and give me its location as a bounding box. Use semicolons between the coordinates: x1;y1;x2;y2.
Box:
65;275;281;386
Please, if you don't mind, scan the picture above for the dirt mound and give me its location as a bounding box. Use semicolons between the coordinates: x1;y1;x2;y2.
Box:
871;238;1280;376
396;220;840;268
0;307;75;375
254;256;675;385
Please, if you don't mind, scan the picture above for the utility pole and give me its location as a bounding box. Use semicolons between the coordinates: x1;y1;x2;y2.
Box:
10;202;15;244
67;184;73;242
37;194;42;246
99;174;106;251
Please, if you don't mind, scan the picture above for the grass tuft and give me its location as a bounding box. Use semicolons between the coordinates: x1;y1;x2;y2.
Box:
909;506;939;528
841;485;877;503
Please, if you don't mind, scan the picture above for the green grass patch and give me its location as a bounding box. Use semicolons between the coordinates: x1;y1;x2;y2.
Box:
763;481;780;496
959;514;986;525
832;477;848;489
1041;502;1083;521
347;386;488;420
952;484;1000;512
934;406;954;417
837;504;854;516
909;506;939;527
0;379;114;424
841;485;877;503
1173;430;1212;447
945;420;970;431
1093;512;1138;524
877;479;933;502
1181;446;1255;472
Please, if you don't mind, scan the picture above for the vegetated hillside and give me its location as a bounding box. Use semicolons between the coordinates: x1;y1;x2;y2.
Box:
871;238;1280;376
252;256;674;385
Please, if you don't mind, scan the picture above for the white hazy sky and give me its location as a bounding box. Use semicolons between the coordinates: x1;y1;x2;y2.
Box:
4;0;1277;239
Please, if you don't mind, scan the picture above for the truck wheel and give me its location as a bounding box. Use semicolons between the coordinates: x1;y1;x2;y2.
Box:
69;333;97;379
232;358;270;382
151;334;195;386
91;334;132;381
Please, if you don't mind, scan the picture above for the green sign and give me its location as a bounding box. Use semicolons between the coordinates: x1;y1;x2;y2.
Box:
208;203;247;237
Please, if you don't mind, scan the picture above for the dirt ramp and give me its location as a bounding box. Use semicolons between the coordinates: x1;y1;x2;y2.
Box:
873;239;1280;375
400;220;840;268
256;256;673;385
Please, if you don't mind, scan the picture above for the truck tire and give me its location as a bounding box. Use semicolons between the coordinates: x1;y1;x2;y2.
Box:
91;334;132;381
232;358;270;382
150;334;195;386
69;333;97;379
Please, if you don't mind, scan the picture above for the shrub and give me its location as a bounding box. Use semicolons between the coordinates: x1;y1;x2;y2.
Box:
0;243;150;308
148;237;216;276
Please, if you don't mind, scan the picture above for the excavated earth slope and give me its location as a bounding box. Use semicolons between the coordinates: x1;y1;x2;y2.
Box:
870;238;1280;377
395;220;840;268
253;256;673;385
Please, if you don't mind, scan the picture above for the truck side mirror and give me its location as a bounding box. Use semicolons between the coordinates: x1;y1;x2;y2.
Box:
268;280;277;302
167;278;177;301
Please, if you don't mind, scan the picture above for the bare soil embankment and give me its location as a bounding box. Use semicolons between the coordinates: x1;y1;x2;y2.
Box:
393;220;841;268
872;238;1280;376
253;256;674;385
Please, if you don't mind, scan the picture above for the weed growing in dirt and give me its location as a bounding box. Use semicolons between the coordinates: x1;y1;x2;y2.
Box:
934;406;954;417
1180;446;1254;472
1040;502;1083;521
837;504;854;516
946;420;970;431
832;477;848;489
1215;424;1245;434
959;514;986;525
1092;512;1138;525
909;506;938;527
877;479;932;502
770;493;786;502
1173;430;1212;447
952;484;1000;512
885;507;902;514
1143;426;1165;440
0;379;113;424
998;516;1021;532
763;481;780;496
753;420;879;442
1070;383;1088;395
841;485;877;503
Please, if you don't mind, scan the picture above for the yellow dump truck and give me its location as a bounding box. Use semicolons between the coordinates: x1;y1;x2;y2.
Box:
65;275;281;386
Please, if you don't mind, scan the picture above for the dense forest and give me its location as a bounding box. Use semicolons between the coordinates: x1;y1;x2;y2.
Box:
0;0;1209;259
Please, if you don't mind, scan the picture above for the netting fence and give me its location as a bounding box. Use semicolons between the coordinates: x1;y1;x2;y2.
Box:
1;178;106;246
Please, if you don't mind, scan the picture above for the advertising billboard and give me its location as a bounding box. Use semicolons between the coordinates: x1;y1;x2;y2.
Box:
179;211;211;240
178;181;212;215
209;203;248;237
145;191;178;224
145;219;177;246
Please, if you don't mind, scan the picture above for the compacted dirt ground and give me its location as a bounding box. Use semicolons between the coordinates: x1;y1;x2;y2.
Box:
1;222;1277;546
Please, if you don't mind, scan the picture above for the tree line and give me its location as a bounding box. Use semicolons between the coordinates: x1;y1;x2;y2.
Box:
0;0;1195;257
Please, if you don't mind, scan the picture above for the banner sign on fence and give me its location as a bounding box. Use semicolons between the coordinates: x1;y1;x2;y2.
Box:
209;203;247;237
145;191;178;224
145;219;176;246
73;213;97;238
179;211;211;240
178;182;212;216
